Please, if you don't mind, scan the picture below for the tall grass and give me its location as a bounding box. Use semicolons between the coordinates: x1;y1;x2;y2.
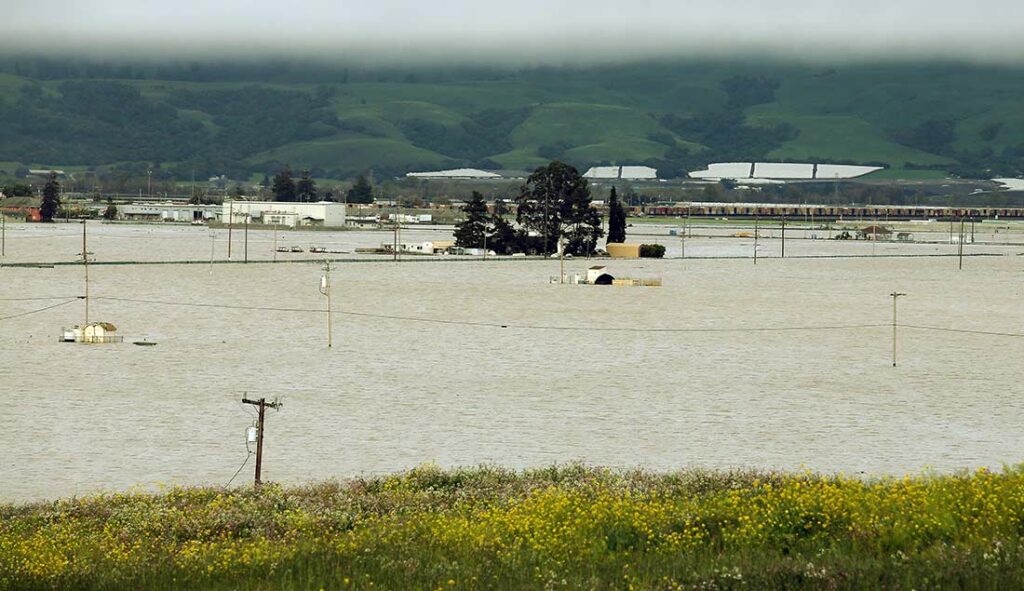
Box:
3;464;1024;590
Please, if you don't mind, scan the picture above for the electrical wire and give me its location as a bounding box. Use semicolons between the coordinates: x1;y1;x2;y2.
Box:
900;324;1024;338
225;422;256;487
225;450;253;487
91;295;889;334
0;298;79;321
0;296;80;301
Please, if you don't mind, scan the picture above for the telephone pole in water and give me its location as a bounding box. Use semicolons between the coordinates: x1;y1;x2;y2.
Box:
890;292;906;367
241;396;282;486
320;260;333;348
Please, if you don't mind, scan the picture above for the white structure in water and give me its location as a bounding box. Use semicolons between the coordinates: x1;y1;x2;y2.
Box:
60;322;123;344
221;201;346;228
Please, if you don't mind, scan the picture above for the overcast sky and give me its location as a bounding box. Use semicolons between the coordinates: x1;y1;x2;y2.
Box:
4;0;1022;64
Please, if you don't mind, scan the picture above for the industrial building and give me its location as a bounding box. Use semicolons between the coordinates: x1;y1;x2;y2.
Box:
221;201;347;228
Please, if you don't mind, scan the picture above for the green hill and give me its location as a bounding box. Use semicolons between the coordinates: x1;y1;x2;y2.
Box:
0;59;1021;180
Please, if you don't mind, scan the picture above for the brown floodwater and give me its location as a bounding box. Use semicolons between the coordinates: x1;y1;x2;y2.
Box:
2;221;1023;501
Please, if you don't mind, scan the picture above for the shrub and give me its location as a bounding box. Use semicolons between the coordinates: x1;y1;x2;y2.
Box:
639;244;665;258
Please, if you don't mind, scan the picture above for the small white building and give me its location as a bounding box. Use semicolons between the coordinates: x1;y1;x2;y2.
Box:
60;322;123;344
222;201;346;228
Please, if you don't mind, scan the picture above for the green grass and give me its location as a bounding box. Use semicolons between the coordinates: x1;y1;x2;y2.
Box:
4;465;1024;590
751;110;955;166
509;102;669;152
488;147;549;170
248;136;450;171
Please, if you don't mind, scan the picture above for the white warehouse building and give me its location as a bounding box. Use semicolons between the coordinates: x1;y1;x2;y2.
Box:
221;201;347;228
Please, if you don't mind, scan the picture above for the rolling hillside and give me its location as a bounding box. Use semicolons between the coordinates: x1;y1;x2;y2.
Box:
0;59;1021;180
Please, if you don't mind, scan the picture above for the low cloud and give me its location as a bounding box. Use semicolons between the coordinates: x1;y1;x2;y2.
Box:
3;0;1023;65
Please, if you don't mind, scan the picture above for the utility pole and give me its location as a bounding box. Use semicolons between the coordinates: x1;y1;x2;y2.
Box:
890;292;906;367
147;169;152;198
679;224;685;259
958;216;965;270
392;214;399;262
273;226;278;262
241;396;282;486
753;216;759;265
227;201;233;260
80;220;92;326
2;212;5;262
319;260;333;348
558;236;565;284
780;215;786;258
209;232;215;274
243;204;249;264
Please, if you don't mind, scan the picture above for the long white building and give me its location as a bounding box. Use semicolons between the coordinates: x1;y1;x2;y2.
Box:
221;201;346;228
689;162;883;181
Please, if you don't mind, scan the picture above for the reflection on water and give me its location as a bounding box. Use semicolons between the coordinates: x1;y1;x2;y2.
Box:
1;223;1023;501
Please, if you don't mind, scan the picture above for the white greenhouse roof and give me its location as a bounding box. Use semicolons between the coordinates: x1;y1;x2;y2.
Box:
689;162;883;181
753;163;816;179
583;166;658;180
815;165;884;179
406;168;502;179
992;178;1024;191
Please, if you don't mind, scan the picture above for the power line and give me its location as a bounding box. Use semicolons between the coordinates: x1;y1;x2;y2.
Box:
901;324;1024;339
0;296;79;301
0;298;79;321
91;295;887;334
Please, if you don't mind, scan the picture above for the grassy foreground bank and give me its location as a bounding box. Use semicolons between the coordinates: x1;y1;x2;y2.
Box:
3;465;1024;590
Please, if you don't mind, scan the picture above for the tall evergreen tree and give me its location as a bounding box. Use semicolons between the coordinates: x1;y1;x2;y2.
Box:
607;186;627;244
296;169;318;202
453;191;489;248
272;166;296;202
345;175;374;204
515;161;602;256
40;172;60;222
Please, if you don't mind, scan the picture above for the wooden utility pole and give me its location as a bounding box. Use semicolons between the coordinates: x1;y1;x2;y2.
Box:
958;217;965;270
243;205;249;264
81;220;90;325
780;215;786;258
241;396;282;486
320;260;333;348
227;201;233;260
753;216;759;265
890;292;906;367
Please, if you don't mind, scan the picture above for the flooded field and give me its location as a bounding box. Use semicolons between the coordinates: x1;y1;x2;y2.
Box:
2;221;1024;501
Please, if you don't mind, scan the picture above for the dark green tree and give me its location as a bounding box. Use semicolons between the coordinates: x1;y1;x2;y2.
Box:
607;187;627;244
346;175;374;204
102;202;118;220
515;161;603;256
40;172;60;222
488;215;521;255
272;166;296;202
453;191;489;249
296;169;318;202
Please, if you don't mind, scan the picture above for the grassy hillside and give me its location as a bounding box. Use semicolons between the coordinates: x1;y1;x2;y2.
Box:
0;59;1021;180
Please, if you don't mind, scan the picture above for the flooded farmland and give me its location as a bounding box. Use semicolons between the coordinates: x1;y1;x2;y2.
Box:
2;221;1024;501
